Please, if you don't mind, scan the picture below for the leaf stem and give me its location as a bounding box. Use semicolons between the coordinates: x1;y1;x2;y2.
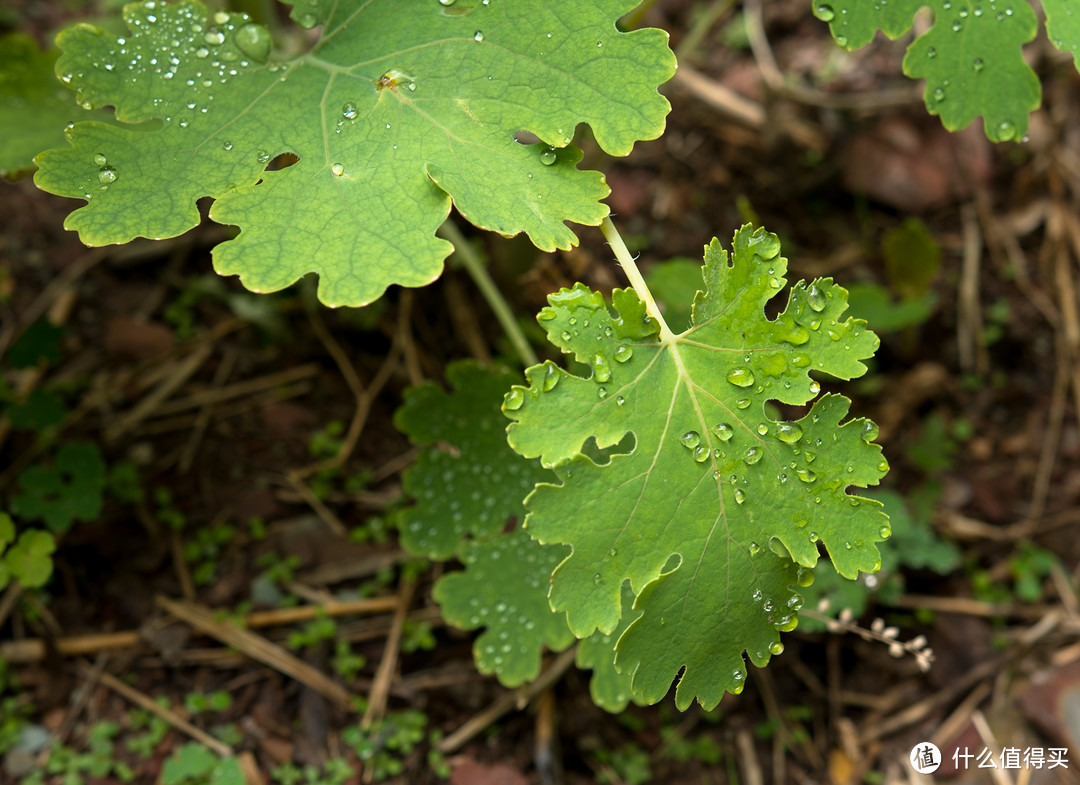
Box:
599;217;675;342
439;220;539;368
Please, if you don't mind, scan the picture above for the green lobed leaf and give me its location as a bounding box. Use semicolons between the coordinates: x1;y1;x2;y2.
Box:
4;529;57;588
433;529;575;687
400;361;633;706
5;390;68;431
798;488;959;631
1044;0;1080;68
505;225;889;709
0;34;116;178
10;441;107;532
395;361;546;559
0;513;13;548
163;743;205;782
34;0;675;307
815;0;1040;142
6;320;64;369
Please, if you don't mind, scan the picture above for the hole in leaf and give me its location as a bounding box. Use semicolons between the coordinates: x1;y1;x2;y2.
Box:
661;553;682;574
440;1;476;16
514;130;542;145
579;432;635;465
265;152;299;171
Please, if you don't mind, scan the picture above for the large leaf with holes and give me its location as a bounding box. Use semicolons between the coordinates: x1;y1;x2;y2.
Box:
504;225;890;709
32;0;675;306
815;0;1040;142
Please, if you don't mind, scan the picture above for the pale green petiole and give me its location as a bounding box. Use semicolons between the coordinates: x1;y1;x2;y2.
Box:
599;216;676;343
439;220;539;368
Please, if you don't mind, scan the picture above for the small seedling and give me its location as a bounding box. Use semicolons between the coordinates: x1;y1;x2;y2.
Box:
342;709;430;782
287;611;337;650
594;742;653;785
161;742;244;785
184;690;233;715
331;640;367;682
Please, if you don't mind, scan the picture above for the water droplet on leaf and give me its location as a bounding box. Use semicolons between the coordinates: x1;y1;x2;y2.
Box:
734;488;746;504
97;166;117;183
727;367;755;387
784;325;809;345
504;389;524;410
342;102;358;120
614;345;633;363
861;421;879;443
590;354;611;383
776;423;803;444
743;447;762;465
330;162;344;176
235;22;271;61
539;146;556;165
749;231;781;260
542;364;559;391
473;30;484;41
769;641;784;655
807;284;827;312
693;446;709;463
713;423;733;441
680;431;701;449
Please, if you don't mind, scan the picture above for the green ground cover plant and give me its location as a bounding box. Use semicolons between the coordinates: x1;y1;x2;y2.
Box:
15;0;892;713
6;0;1068;753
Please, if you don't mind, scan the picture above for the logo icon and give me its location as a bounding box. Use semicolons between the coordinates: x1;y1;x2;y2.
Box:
910;742;942;774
